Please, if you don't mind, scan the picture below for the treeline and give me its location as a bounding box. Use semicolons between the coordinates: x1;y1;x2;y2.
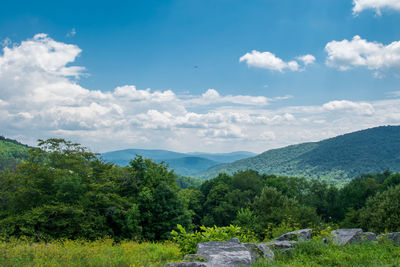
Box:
0;139;399;242
188;169;400;236
0;137;29;170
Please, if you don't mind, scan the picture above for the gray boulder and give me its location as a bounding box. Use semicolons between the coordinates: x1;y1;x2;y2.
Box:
197;241;252;267
265;240;296;253
360;232;377;241
243;243;274;261
167;238;275;267
275;229;312;241
330;229;363;245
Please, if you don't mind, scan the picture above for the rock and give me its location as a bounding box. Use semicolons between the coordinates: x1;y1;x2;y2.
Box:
165;262;208;267
330;229;363;245
378;232;400;245
275;229;312;241
388;232;400;245
197;241;252;267
266;240;296;253
244;243;274;261
360;232;377;241
227;238;240;243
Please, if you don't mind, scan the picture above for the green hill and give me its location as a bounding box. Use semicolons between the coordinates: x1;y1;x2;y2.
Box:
198;125;400;183
166;156;220;176
0;136;30;170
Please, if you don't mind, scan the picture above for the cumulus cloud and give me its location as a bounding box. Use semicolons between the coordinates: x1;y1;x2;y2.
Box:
322;100;375;115
325;35;400;74
353;0;400;15
239;50;314;72
297;54;316;65
1;34;400;153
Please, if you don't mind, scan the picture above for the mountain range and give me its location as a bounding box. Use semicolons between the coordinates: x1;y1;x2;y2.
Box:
101;149;256;176
2;125;400;184
197;125;400;183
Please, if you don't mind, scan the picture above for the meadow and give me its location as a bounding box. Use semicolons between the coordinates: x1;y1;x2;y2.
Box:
2;238;400;266
0;239;181;267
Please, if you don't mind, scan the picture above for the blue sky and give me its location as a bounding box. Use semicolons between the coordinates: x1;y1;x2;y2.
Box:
1;0;400;153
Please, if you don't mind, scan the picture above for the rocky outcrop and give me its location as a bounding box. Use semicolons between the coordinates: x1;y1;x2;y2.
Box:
167;238;273;267
167;229;400;266
330;228;363;245
274;229;312;241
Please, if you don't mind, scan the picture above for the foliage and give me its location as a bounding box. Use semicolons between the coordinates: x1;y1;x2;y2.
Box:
0;139;190;241
0;137;29;170
253;240;400;266
358;185;400;233
0;238;182;267
176;175;203;189
171;224;258;255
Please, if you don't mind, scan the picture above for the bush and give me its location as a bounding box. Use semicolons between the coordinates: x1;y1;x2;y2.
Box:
171;224;258;254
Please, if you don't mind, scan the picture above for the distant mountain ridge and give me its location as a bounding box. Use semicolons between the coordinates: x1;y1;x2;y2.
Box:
197;126;400;183
101;149;256;177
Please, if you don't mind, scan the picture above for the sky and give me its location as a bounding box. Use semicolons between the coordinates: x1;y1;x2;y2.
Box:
1;0;400;153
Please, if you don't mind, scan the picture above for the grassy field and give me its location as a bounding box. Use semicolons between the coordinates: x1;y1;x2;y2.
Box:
254;240;400;267
1;238;400;266
0;238;182;267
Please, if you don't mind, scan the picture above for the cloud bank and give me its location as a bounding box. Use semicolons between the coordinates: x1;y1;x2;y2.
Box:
1;34;400;153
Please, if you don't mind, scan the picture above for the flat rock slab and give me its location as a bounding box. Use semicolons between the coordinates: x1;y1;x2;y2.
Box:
197;241;252;267
275;229;312;241
330;229;363;245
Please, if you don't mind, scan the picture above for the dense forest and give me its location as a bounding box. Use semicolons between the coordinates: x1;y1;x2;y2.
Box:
200;126;400;184
1;138;400;242
0;136;30;170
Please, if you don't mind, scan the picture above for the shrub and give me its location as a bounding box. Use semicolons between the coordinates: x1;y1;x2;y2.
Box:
171;224;258;254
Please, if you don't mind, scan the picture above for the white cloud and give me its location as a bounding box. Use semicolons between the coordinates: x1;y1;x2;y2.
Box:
322;100;375;115
353;0;400;15
1;34;400;153
239;50;314;72
325;35;400;74
297;54;316;65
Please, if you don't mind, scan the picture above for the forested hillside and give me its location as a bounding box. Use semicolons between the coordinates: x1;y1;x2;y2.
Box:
0;136;30;170
199;126;400;183
1;139;400;242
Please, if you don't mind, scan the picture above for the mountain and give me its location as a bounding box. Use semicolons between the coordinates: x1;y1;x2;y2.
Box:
198;126;400;183
166;157;220;176
101;149;256;177
101;149;188;166
0;136;30;170
188;151;256;163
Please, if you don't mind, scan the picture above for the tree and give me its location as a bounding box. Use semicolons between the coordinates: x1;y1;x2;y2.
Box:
358;185;400;233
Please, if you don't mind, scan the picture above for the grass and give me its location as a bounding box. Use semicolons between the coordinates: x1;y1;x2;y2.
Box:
2;237;400;266
0;238;182;267
253;239;400;267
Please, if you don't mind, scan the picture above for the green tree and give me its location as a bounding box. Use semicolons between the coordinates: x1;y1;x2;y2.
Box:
358;185;400;233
